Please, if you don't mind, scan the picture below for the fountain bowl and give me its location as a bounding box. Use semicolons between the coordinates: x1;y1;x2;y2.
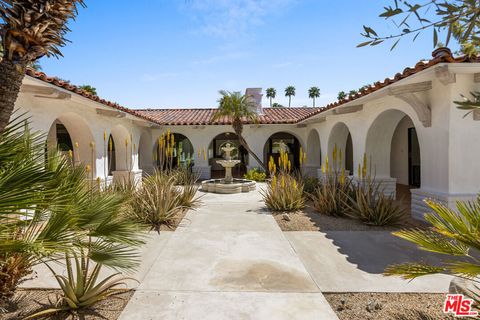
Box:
201;178;256;194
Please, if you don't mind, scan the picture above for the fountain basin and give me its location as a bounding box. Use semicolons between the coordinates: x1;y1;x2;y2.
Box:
201;178;256;194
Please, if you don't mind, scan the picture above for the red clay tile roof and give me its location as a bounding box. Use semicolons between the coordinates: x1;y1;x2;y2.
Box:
24;48;480;126
135;107;322;125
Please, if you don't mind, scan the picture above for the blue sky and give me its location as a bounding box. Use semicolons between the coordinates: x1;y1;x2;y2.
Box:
39;0;447;109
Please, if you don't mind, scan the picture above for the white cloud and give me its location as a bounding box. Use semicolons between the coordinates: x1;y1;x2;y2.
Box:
181;0;297;37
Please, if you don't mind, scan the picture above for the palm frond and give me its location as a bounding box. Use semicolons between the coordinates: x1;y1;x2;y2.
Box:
384;262;446;279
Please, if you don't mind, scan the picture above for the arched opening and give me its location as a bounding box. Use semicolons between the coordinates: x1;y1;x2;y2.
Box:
138;131;154;175
263;132;301;172
209;132;248;178
46;113;96;171
155;133;195;171
305;129;321;176
107;134;116;176
110;125;131;171
365;109;421;206
327;122;353;174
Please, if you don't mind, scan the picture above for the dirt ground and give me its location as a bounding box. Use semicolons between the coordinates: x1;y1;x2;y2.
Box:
274;202;428;232
0;289;132;320
324;292;453;320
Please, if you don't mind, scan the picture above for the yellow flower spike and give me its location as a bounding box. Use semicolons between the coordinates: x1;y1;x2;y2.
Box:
74;142;79;149
325;156;329;172
358;163;361;178
293;179;297;189
89;141;95;148
86;165;91;173
125;138;129;147
362;153;367;178
303;152;307;163
288;160;291;172
272;175;277;189
321;164;325;174
134;143;136;152
198;150;201;158
103;131;107;141
333;144;337;163
109;138;113;151
340;169;345;185
68;150;73;159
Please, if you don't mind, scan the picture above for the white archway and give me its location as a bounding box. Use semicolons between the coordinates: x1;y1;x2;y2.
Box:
138;130;153;175
306;129;321;166
365;109;421;186
327;122;353;174
110;124;131;171
46;112;96;169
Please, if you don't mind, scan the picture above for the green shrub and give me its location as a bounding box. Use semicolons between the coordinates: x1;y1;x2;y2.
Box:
344;179;404;226
244;167;267;182
261;173;305;211
301;176;320;195
310;176;352;217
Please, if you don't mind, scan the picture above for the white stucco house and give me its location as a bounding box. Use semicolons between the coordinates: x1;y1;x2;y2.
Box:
13;47;480;220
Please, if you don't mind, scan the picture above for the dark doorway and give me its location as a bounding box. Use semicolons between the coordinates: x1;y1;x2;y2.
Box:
345;133;353;175
209;133;248;179
108;135;116;176
408;127;421;187
264;132;301;171
56;123;73;152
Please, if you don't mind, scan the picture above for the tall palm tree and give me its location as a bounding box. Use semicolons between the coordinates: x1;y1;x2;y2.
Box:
308;86;320;107
266;88;276;107
213;91;267;171
0;1;85;133
285;86;296;107
79;84;97;95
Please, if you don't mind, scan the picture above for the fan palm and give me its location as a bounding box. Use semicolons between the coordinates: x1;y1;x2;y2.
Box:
308;86;320;107
266;88;276;107
385;197;480;285
337;91;347;101
285;86;296;107
0;0;85;133
78;84;97;96
213;90;267;171
0;116;143;306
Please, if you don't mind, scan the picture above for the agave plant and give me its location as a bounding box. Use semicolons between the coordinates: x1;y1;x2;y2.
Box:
26;252;134;319
0;0;85;132
385;197;480;280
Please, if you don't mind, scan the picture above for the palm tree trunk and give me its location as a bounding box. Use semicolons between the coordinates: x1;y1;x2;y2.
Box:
289;96;291;107
232;119;267;171
313;98;316;107
270;97;272;107
0;60;26;133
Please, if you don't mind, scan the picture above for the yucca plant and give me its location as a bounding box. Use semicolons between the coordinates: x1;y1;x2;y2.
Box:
344;179;404;226
27;252;134;319
385;197;480;285
310;176;352;217
0;0;85;132
261;173;306;212
127;173;184;232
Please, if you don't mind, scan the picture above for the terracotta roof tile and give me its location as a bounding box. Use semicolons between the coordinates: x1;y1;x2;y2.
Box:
24;48;480;126
135;107;322;125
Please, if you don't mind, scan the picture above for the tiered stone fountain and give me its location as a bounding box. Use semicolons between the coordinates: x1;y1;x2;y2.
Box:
201;143;256;194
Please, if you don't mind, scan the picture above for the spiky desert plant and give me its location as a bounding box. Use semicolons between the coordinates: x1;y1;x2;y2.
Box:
213;90;267;171
310;175;352;217
27;252;135;319
344;179;404;226
127;173;184;232
385;197;480;282
0;0;85;132
261;173;305;212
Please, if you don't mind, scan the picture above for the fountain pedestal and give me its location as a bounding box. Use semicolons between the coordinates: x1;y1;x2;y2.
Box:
200;143;256;194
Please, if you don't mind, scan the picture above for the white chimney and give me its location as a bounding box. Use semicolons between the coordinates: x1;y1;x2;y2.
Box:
245;88;263;115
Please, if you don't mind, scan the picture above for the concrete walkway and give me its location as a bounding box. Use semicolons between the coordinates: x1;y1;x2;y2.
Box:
119;189;338;320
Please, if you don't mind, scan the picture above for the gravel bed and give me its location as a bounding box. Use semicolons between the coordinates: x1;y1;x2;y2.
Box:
274;202;428;232
0;289;132;319
324;292;453;320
